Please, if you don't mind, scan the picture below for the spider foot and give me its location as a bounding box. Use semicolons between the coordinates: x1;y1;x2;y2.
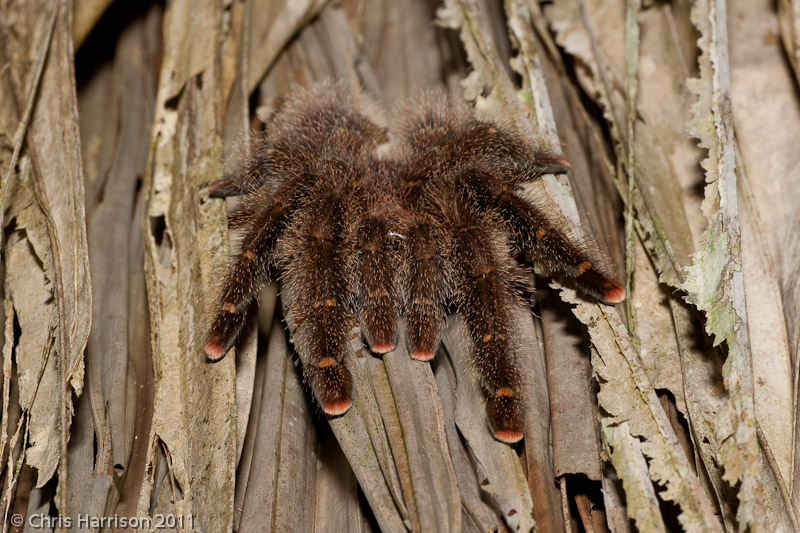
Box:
410;348;436;361
535;154;571;175
362;303;398;355
309;362;354;416
407;306;442;361
370;342;396;355
487;391;524;444
205;310;246;361
574;268;627;305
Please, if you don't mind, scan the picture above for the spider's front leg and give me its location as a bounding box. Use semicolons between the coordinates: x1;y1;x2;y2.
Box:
449;205;526;443
204;181;298;361
504;191;625;304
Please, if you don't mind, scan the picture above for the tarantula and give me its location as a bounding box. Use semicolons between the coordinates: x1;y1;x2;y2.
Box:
204;82;625;443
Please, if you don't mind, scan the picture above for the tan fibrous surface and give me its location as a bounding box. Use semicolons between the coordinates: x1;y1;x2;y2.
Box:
0;0;798;531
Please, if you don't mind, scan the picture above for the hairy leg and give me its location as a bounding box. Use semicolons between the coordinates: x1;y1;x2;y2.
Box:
206;82;385;365
449;206;525;443
281;190;357;415
204;181;299;360
457;170;625;305
355;214;401;353
402;219;451;361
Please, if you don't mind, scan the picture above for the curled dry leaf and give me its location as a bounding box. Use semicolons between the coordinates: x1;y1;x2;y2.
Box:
5;189;60;488
683;0;768;530
563;288;723;532
2;1;91;513
138;0;237;526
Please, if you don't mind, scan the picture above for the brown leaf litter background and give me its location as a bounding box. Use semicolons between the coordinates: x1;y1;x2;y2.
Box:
0;0;799;531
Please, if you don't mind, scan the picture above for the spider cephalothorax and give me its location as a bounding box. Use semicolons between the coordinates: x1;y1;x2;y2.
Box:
205;82;625;443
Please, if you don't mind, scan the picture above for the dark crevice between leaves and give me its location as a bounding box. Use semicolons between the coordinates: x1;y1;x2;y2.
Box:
149;215;167;247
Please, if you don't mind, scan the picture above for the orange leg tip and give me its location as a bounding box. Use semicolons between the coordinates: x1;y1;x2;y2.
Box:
602;284;627;305
204;340;227;361
370;342;396;355
322;399;353;416
493;428;524;444
318;356;337;368
410;349;435;361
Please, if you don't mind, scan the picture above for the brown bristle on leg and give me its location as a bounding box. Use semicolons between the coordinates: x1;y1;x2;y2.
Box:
512;155;571;179
207;177;244;198
206;85;629;444
220;186;299;316
452;161;625;306
407;304;442;361
279;182;363;419
449;209;526;445
205;83;385;366
478;183;626;306
361;297;398;354
360;296;398;354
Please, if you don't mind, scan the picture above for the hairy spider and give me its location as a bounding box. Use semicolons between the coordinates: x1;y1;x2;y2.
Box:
204;82;625;443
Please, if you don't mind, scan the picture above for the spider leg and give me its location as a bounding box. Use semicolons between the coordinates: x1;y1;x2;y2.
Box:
282;190;358;416
450;206;525;443
204;182;298;361
457;171;625;305
207;175;251;198
504;158;570;185
504;192;625;304
206;134;279;198
355;214;401;354
402;219;451;361
206;81;384;370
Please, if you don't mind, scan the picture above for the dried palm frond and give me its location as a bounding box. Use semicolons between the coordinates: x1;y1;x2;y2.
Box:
0;0;798;531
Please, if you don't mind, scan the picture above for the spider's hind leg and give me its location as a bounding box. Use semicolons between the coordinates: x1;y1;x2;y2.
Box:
207;175;250;198
457;166;625;305
206;133;279;198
